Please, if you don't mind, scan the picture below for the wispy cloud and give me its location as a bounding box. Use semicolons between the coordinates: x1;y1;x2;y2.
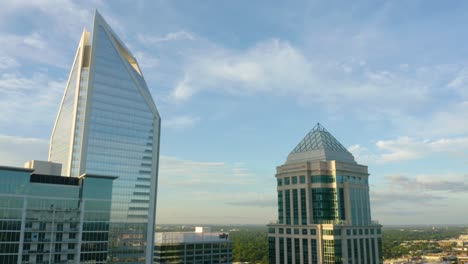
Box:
0;0;94;36
0;135;49;166
0;32;65;67
0;56;20;69
159;156;256;186
137;31;196;44
134;51;159;69
0;73;65;127
386;174;468;193
403;101;468;137
348;144;378;164
170;38;444;116
376;136;468;163
226;196;276;208
371;172;468;223
163;115;200;129
371;190;444;207
157;156;275;224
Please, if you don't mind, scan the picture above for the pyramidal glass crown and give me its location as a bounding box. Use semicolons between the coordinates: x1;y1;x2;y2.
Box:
287;123;356;164
49;11;160;264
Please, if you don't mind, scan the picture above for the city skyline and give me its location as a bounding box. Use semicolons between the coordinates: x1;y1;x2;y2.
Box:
1;1;467;225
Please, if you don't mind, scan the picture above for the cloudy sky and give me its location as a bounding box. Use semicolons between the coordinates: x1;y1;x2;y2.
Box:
1;0;467;225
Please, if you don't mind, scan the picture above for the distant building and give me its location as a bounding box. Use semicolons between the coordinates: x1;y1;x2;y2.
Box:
153;227;232;264
268;123;383;264
459;256;468;264
0;162;115;264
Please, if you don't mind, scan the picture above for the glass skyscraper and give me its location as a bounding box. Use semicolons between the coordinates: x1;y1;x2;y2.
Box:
268;123;382;264
49;11;160;264
0;163;115;264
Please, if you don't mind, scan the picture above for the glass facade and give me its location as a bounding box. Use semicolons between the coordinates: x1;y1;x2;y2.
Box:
269;237;276;264
0;166;114;264
310;175;335;183
153;242;232;264
49;46;81;176
279;237;284;263
285;190;291;225
294;238;300;264
302;238;308;264
70;64;89;178
311;188;338;223
286;238;292;264
278;191;283;224
49;12;160;264
300;189;307;225
310;239;317;264
86;25;158;263
81;177;113;263
292;190;299;225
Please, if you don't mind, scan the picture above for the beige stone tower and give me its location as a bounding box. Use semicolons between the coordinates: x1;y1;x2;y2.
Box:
268;123;382;264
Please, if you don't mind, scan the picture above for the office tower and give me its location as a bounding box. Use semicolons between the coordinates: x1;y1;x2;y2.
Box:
0;162;115;264
153;227;232;264
268;123;382;264
49;11;160;264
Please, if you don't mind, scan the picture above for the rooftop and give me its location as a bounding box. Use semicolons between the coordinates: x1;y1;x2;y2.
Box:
155;230;230;244
286;123;356;164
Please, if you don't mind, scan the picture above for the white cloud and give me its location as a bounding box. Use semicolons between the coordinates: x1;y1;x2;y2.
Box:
0;0;93;35
171;38;437;115
23;32;46;49
137;31;195;44
348;144;378;164
159;156;256;186
134;51;159;69
163;115;200;129
405;101;468;137
371;173;468;224
376;136;468;163
0;135;49;166
156;156;275;224
0;32;65;67
447;67;468;98
0;73;65;125
386;174;468;193
0;56;20;69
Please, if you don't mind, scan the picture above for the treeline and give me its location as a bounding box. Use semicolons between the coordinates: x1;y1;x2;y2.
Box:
230;229;269;264
156;224;467;262
382;226;468;259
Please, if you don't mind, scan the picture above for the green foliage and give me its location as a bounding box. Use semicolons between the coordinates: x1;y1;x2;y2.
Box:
230;228;269;264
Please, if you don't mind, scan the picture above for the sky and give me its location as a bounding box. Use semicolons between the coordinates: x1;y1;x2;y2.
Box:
0;0;467;225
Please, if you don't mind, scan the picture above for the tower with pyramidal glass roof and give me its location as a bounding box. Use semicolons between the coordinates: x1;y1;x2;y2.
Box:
268;123;382;264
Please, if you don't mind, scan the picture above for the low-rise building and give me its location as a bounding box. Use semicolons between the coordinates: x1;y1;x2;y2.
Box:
153;227;232;264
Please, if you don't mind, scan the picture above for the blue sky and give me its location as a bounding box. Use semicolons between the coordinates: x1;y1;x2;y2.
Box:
0;0;467;225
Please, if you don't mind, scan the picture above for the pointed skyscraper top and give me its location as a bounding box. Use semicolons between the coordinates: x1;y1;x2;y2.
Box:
286;123;356;164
